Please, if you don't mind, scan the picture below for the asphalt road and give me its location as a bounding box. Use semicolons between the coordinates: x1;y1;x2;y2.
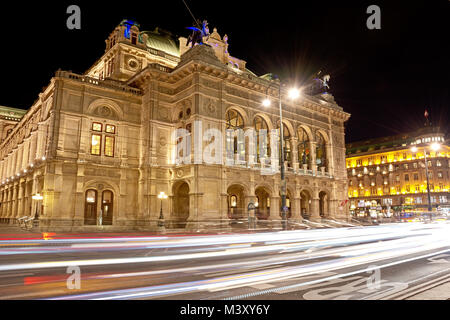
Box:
0;221;449;300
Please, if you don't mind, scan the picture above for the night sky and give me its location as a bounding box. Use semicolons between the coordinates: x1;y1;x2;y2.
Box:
0;0;448;142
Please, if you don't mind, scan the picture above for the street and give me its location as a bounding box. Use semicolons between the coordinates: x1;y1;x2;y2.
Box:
0;221;449;300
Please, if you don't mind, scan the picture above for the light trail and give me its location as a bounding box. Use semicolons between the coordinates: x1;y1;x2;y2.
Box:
0;221;448;300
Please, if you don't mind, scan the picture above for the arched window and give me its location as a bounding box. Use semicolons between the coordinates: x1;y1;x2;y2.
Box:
277;121;292;167
226;109;245;159
316;132;327;169
254;116;270;161
226;109;244;129
298;128;311;169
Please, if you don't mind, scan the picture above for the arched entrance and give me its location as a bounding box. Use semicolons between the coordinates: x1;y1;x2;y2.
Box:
227;184;246;219
84;189;115;225
319;191;329;217
101;190;114;225
300;190;312;219
172;182;190;228
255;186;271;220
84;189;97;225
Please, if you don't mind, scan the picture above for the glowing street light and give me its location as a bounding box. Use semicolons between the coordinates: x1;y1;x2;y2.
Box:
262;78;301;230
431;142;441;152
410;141;441;221
288;88;301;100
32;193;43;201
157;191;168;227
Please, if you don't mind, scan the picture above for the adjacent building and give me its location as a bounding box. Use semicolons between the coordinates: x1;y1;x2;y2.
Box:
346;126;449;219
0;20;350;231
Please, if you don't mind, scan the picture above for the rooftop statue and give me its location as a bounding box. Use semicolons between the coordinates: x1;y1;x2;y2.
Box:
186;20;210;47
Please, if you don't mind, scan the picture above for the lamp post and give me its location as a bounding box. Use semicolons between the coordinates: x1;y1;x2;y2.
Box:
263;78;300;230
157;191;168;227
32;193;43;220
411;142;440;222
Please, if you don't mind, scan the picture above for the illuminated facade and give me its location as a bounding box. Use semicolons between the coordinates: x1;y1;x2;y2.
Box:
0;106;26;144
0;20;350;231
346;127;449;218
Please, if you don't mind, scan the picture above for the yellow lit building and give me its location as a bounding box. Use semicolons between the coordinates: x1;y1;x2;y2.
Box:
346;126;449;218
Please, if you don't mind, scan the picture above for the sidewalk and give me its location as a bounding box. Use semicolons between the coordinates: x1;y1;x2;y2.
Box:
406;282;450;300
0;218;359;239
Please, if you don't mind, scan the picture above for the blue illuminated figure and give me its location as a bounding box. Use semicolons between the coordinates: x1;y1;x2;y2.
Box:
122;19;136;39
186;20;210;47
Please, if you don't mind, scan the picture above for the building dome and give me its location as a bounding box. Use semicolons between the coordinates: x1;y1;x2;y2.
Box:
141;28;180;58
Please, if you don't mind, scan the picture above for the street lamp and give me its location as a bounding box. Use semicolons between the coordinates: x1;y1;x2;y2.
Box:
157;191;168;227
411;142;440;222
32;193;43;221
263;77;301;229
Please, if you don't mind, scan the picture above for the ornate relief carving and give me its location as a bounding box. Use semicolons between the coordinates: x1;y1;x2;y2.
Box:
203;97;217;116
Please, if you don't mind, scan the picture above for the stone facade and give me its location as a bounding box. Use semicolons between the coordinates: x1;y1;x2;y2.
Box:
0;20;350;231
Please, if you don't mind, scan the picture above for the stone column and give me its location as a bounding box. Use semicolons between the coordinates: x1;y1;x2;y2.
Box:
11;184;18;219
17;181;24;218
220;193;228;220
269;196;280;220
326;143;333;175
291;137;299;172
310;190;321;221
310;141;317;173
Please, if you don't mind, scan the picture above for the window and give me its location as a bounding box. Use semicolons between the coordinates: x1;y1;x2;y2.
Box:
91;134;101;155
416;197;422;204
405;174;409;182
415;185;420;192
436;160;441;167
356;159;362;166
371;187;377;195
92;122;102;132
404;163;409;170
230;195;237;208
413;162;418;169
406;185;410;192
225;109;245;161
91;122;117;157
254;116;270;160
396;186;401;193
277;121;292;167
315;132;327;168
104;136;115;157
428;172;433;179
131;33;137;45
437;171;443;179
427;161;432;167
414;173;419;181
396;175;400;182
105;124;116;134
439;196;448;203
